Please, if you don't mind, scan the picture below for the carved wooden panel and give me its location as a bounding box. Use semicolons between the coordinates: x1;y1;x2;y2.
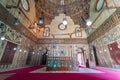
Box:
38;38;88;44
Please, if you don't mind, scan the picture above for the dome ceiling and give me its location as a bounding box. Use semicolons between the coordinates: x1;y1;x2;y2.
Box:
35;0;91;27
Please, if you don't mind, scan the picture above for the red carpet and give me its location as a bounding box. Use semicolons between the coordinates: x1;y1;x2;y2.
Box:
0;66;120;80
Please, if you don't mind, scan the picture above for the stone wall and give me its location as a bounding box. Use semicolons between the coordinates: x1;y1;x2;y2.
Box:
87;8;120;68
0;0;39;70
0;20;37;69
89;23;120;68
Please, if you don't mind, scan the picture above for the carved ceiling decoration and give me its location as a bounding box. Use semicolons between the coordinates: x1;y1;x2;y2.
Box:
35;0;91;26
88;8;120;43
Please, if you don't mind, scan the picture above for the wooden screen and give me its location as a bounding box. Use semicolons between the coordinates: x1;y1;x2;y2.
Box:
0;41;17;65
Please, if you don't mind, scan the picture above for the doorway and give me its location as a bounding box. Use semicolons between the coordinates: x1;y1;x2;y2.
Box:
77;48;85;66
0;41;17;65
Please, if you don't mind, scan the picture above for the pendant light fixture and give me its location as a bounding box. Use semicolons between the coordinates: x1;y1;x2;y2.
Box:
39;17;44;25
0;36;5;41
63;12;67;25
0;23;6;41
0;23;7;33
38;12;44;28
86;19;92;26
63;17;67;25
62;11;67;25
14;17;20;25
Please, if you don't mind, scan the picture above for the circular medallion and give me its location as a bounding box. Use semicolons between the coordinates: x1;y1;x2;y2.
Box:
58;23;67;30
21;0;30;12
96;0;104;12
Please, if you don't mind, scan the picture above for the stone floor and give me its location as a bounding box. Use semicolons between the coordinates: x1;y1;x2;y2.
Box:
103;67;120;71
0;66;120;80
0;66;30;72
0;73;15;80
30;67;104;73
